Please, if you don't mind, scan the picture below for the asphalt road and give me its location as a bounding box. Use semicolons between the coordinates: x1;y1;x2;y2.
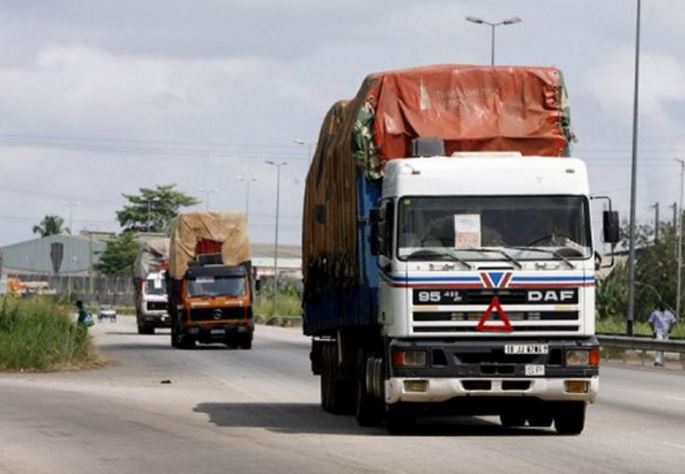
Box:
1;318;685;474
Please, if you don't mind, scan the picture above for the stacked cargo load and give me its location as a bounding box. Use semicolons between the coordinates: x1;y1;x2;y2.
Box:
168;211;251;280
133;238;170;280
303;64;573;297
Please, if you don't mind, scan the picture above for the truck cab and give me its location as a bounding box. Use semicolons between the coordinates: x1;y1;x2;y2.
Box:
364;155;616;433
169;259;254;349
136;271;170;334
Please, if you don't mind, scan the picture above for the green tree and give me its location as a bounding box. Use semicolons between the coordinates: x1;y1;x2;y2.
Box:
94;232;141;276
32;215;69;237
598;221;680;321
116;184;199;233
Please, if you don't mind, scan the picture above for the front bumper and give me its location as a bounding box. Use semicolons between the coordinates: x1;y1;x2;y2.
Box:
385;338;599;404
385;376;598;404
141;313;171;327
185;321;254;341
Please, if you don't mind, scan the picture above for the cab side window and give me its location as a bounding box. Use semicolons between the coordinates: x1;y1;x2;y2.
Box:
378;199;394;258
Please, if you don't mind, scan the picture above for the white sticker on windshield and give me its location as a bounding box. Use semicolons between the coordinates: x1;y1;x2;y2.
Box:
454;214;481;248
195;277;215;283
153;278;162;289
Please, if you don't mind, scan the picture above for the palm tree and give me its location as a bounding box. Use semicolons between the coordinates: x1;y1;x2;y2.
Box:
32;215;69;238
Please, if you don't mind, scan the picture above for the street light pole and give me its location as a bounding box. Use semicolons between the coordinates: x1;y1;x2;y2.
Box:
198;187;218;211
63;201;80;234
236;176;257;221
626;0;642;337
676;159;684;321
265;160;287;316
652;202;660;242
293;139;317;166
145;197;160;232
465;16;522;66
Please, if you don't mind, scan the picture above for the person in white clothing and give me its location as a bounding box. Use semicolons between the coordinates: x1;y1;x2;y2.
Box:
648;302;677;367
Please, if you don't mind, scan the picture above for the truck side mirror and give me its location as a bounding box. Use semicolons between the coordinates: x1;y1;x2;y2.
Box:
603;210;620;245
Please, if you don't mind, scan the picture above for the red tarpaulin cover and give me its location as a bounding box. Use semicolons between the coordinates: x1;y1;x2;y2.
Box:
366;65;570;165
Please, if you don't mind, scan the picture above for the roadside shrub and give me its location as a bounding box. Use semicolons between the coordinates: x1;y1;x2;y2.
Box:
0;296;100;371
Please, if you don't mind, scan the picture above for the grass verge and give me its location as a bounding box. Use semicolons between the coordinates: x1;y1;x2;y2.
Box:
0;296;102;372
597;318;685;338
253;290;302;325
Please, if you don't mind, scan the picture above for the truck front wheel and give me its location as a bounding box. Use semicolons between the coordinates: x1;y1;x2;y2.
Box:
239;334;253;350
500;413;526;427
553;402;586;435
385;404;416;435
354;351;383;427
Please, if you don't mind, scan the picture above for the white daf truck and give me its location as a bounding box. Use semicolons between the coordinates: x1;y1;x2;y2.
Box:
305;153;619;435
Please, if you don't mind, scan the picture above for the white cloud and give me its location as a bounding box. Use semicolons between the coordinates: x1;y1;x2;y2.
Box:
580;49;685;130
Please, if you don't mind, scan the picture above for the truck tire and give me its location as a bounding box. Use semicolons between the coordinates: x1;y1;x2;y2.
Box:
239;335;253;350
172;325;194;349
170;325;178;348
138;324;154;335
527;414;553;428
553;402;586;435
385;404;416;435
178;336;195;349
321;342;353;414
355;350;383;426
500;413;527;427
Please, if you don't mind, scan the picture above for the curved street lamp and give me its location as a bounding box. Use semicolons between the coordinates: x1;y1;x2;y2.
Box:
465;16;522;66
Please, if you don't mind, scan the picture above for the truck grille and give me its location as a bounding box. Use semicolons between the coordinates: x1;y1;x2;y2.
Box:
414;325;579;333
190;307;246;321
413;311;578;322
147;301;168;311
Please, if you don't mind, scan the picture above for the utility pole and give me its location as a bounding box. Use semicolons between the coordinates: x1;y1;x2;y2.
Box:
676;159;684;321
236;177;257;222
265;160;287;316
626;0;642;337
652;202;660;242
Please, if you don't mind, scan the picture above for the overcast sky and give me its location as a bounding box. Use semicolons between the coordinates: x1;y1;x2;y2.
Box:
0;0;682;246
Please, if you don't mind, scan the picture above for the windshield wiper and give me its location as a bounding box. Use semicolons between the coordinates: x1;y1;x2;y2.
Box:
457;247;522;269
406;249;472;269
509;247;576;269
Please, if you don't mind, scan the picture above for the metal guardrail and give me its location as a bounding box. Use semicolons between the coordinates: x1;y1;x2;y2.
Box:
598;335;685;368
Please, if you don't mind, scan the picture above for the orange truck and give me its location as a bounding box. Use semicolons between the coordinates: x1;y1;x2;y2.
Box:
167;212;254;349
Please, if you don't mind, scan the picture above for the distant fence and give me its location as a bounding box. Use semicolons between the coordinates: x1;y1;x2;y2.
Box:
599;335;685;369
8;273;134;306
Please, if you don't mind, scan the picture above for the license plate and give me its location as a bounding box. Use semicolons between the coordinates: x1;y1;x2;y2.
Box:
525;364;545;376
504;344;549;355
210;328;225;335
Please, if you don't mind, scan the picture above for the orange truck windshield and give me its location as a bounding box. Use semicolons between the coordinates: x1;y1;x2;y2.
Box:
187;276;246;298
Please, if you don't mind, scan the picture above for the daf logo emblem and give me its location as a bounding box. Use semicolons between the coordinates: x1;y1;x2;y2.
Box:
212;309;222;320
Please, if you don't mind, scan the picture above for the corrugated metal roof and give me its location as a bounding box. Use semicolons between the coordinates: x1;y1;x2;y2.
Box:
0;235;106;274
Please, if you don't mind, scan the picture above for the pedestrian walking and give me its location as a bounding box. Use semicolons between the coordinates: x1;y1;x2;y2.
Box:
648;302;677;367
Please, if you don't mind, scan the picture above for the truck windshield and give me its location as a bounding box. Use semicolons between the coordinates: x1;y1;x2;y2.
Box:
187;276;246;298
144;278;167;295
397;195;591;261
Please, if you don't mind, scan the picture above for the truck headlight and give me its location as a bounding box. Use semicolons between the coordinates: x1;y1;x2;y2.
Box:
565;348;599;367
392;349;427;367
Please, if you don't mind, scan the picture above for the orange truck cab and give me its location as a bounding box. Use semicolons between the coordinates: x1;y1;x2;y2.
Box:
170;258;254;349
